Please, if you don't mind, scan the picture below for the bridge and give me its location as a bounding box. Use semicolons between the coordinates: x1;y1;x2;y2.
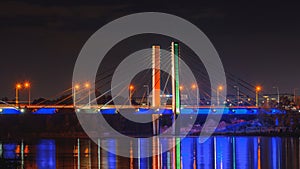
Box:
1;42;285;116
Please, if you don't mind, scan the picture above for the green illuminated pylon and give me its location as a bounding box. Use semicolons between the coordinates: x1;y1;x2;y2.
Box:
171;42;181;115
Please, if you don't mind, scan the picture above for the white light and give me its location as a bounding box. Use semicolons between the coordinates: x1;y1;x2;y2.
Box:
0;109;2;113
20;109;25;113
76;109;81;112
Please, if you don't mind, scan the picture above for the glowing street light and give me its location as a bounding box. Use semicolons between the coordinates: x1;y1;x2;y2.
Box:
73;84;80;107
179;85;184;91
15;83;22;106
217;85;223;106
129;85;134;106
255;86;262;107
24;81;31;105
85;82;91;107
294;88;298;105
191;83;199;106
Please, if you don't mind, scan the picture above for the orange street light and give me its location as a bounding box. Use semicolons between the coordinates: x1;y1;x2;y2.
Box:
256;86;261;92
24;81;31;105
179;85;184;91
191;84;197;89
255;86;262;107
15;83;22;106
129;85;134;91
129;85;134;106
217;85;223;106
73;84;80;107
75;84;80;90
85;82;91;107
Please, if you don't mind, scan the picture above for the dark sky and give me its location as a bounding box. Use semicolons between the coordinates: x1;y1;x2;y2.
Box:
0;0;300;100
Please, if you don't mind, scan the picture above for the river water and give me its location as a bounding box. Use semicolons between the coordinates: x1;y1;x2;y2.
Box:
0;136;299;169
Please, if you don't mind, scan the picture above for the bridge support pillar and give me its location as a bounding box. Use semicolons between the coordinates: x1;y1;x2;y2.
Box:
152;45;161;135
171;42;181;135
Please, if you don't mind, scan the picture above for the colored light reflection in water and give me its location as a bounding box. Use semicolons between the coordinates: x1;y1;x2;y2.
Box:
197;137;213;169
102;139;117;169
235;137;249;169
215;137;231;169
36;139;56;169
0;136;296;168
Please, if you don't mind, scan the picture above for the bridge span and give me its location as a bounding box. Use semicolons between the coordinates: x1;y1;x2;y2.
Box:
0;104;285;115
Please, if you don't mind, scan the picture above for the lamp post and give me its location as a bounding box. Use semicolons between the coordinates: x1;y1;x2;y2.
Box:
294;88;298;105
73;84;80;107
255;86;262;107
234;85;240;106
15;83;22;107
191;84;199;107
85;82;91;107
129;85;134;106
24;82;30;105
273;86;280;105
217;85;223;106
143;85;149;107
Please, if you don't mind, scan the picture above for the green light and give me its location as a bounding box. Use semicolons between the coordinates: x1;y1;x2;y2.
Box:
173;42;180;114
176;137;181;169
232;137;236;169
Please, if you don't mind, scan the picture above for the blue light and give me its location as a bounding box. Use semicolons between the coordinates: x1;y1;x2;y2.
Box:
215;137;231;169
3;143;17;159
139;138;149;169
181;137;194;169
1;108;21;114
197;137;213;169
236;137;248;169
36;139;56;169
272;137;281;169
100;109;116;114
106;139;117;169
33;108;56;114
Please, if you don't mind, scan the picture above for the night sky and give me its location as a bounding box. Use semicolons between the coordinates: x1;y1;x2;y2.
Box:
0;0;300;100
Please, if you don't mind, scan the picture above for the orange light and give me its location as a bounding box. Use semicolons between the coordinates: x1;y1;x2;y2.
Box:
191;84;197;89
256;86;261;92
75;84;80;90
179;85;184;91
129;85;134;90
16;83;22;89
218;85;223;91
24;82;30;88
85;82;90;88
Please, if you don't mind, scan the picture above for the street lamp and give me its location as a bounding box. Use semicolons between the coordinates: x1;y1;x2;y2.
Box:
255;86;262;107
73;84;80;107
24;82;31;105
234;85;240;106
179;85;184;91
273;86;280;105
129;85;134;106
85;82;91;107
217;85;223;106
15;83;22;106
191;83;199;107
294;88;298;105
143;85;149;107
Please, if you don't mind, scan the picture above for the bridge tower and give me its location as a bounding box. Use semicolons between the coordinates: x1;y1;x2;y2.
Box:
171;42;181;115
152;45;161;135
152;45;161;108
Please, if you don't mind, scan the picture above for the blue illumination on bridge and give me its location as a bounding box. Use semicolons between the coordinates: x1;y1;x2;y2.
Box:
33;108;57;114
0;108;21;114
